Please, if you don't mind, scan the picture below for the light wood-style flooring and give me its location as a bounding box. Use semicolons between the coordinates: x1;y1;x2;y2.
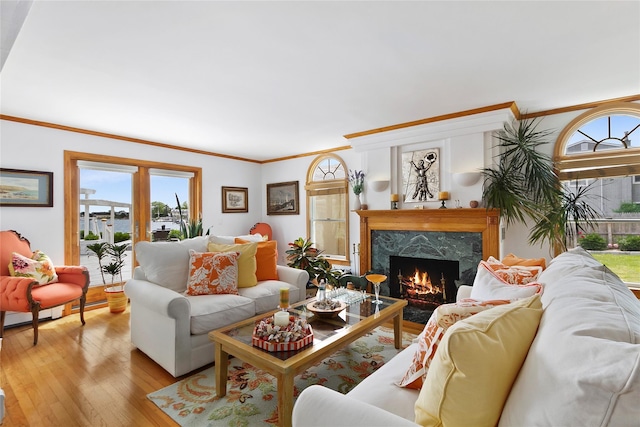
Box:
1;305;424;426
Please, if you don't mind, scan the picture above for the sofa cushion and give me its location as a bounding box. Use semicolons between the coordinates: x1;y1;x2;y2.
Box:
236;238;279;281
415;294;543;427
9;250;58;285
470;261;542;300
208;242;258;288
209;234;265;244
397;298;511;389
185;250;239;296
238;280;301;314
347;341;421;422
499;248;640;427
135;236;208;293
188;293;255;335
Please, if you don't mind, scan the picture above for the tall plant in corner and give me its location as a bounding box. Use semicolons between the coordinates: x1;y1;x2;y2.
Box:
175;193;209;239
482;118;599;251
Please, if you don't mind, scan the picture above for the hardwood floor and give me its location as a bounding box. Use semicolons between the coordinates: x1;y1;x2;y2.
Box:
1;306;179;426
1;305;425;426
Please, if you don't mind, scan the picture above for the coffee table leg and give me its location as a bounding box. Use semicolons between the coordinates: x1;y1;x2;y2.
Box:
214;342;228;397
393;311;403;349
277;373;294;427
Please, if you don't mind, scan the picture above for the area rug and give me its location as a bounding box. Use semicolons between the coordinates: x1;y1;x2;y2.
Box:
148;326;416;426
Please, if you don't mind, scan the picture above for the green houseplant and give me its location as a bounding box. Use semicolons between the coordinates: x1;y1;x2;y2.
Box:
482;118;600;252
285;237;343;287
86;241;128;313
175;193;209;239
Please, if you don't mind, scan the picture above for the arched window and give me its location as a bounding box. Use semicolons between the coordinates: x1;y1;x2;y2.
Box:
305;154;350;265
554;102;640;286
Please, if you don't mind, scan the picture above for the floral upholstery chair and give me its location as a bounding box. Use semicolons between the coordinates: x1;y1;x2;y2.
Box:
0;230;89;345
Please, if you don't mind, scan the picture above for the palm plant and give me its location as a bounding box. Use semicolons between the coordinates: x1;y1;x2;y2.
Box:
86;242;127;290
482;118;600;251
175;193;209;239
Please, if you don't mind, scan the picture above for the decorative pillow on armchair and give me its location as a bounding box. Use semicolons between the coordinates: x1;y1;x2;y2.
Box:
397;298;511;390
185;250;239;296
9;250;58;285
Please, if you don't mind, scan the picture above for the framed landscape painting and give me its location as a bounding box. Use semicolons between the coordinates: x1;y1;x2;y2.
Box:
267;181;299;215
0;168;53;207
222;186;248;213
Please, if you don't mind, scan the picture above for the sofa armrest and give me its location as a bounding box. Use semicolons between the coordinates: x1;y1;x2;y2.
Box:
124;278;190;319
457;284;472;301
292;385;419;427
276;265;309;289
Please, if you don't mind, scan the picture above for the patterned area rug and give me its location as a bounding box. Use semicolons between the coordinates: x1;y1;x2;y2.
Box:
148;326;416;426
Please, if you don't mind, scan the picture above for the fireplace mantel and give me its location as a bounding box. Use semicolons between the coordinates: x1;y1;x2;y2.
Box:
356;208;500;274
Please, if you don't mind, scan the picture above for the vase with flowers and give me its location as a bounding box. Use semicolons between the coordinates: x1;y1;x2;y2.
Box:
348;169;365;210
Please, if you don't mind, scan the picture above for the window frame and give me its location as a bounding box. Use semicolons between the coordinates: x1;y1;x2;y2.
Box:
305;153;350;265
64;150;202;310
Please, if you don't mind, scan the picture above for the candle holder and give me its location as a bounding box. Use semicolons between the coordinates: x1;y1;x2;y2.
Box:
390;201;398;209
438;191;450;209
390;193;399;209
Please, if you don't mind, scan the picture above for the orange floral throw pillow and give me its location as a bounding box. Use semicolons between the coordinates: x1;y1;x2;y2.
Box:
185;250;239;296
484;257;542;285
9;250;58;285
396;298;511;390
501;253;546;270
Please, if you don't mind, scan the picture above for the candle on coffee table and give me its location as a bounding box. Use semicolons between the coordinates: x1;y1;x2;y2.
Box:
274;311;289;326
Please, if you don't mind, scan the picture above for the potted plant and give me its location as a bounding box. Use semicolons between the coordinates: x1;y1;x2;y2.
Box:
86;241;128;313
348;170;365;210
175;193;210;239
285;237;343;288
482;118;600;252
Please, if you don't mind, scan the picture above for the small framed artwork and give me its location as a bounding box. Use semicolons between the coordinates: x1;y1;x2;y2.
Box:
0;168;53;207
222;186;248;213
267;181;299;215
401;148;440;203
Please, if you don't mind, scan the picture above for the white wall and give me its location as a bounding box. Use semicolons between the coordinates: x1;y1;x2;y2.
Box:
0;105;604;271
0;120;263;263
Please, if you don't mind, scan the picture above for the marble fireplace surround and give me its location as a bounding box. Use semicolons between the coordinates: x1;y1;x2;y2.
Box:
357;209;500;294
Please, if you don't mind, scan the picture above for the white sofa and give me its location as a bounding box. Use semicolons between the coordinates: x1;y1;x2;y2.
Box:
124;235;309;377
293;247;640;426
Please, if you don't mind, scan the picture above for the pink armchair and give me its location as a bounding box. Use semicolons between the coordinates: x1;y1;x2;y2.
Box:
0;230;89;345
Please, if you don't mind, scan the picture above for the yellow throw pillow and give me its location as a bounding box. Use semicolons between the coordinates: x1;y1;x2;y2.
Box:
235;238;279;281
414;294;543;427
207;242;258;287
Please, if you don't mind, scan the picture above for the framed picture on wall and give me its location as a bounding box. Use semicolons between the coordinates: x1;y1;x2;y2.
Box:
401;148;440;203
222;186;248;213
0;168;53;207
267;181;299;215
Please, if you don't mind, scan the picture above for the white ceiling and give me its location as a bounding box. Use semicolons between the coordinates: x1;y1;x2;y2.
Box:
1;1;639;162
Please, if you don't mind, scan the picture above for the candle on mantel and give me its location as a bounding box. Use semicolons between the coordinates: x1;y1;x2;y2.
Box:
438;191;450;200
390;193;399;202
274;311;289;326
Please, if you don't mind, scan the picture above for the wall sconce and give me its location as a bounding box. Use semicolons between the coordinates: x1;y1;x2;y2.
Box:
369;179;390;192
453;172;481;187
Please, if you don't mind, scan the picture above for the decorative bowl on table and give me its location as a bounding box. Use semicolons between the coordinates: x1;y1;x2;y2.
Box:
306;299;347;318
252;315;313;352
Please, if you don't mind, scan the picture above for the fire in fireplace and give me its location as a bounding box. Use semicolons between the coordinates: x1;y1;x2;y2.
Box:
389;256;460;312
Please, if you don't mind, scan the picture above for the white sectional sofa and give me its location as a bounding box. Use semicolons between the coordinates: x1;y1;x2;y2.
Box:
293;247;640;426
124;235;308;377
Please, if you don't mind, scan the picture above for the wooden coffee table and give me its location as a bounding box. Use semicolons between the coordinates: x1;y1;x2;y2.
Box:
208;294;407;427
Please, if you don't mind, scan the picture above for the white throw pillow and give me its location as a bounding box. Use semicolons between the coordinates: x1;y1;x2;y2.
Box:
135;236;208;292
470;261;542;300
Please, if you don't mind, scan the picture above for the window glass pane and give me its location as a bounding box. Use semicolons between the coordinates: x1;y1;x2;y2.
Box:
313;158;346;181
150;174;189;241
310;192;346;258
562;176;640;285
79;168;133;287
566;114;640;154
